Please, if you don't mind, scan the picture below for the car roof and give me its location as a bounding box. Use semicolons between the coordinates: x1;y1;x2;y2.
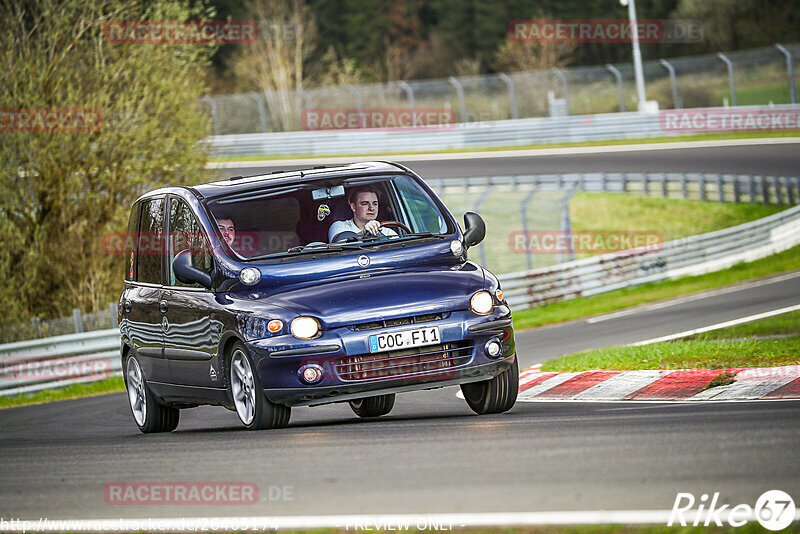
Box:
134;161;410;203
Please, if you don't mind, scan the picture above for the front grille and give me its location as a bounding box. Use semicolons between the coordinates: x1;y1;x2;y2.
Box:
334;341;473;381
351;313;444;331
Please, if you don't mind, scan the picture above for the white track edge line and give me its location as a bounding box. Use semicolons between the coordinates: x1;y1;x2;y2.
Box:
629;303;800;346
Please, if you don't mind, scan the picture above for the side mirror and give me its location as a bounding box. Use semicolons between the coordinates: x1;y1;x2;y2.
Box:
463;212;486;248
172;249;212;289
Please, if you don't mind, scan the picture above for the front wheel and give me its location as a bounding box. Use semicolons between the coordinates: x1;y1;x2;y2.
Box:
125;355;179;433
349;394;395;418
460;357;518;415
229;343;291;430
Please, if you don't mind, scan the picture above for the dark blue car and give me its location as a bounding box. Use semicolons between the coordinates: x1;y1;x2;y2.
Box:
119;162;517;432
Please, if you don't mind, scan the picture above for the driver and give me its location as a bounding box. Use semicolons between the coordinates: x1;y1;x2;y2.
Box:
328;186;398;242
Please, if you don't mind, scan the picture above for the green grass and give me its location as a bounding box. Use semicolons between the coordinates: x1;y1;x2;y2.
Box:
512;244;800;330
208;131;800;162
0;376;124;409
570;193;786;243
541;296;800;372
693;310;800;340
541;336;800;372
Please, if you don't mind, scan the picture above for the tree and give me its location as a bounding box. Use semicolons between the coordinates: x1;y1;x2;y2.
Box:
0;0;215;323
231;0;316;131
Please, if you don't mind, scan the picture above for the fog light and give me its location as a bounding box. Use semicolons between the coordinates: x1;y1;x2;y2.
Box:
298;364;324;384
485;339;502;358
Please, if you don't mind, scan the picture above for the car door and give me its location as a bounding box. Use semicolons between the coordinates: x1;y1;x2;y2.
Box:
161;195;223;388
121;197;170;383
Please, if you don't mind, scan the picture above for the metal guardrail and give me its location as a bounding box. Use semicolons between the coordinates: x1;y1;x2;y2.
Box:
205;104;800;157
497;203;800;309
0;329;121;397
1;174;798;396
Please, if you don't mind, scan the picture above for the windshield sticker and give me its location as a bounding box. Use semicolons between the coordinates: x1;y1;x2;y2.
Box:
317;204;331;221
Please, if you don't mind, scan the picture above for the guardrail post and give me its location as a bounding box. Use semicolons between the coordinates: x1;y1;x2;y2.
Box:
717;53;737;106
473;185;494;268
762;177;770;204
73;308;83;334
397;81;415;113
774;177;784;205
552;68;570;115
681;173;688;199
498;73;519;119
622;173;629;193
110;302;118;327
775;44;796;104
717;175;724;202
659;59;681;109
699;174;708;201
202;96;220;136
559;184;581;263
347;84;363;116
249;92;269;133
520;184;540;271
787;177;796;205
601;172;608;192
749;176;757;203
605;64;626;112
733;176;741;203
643;174;650;196
448;77;468;123
661;173;668;198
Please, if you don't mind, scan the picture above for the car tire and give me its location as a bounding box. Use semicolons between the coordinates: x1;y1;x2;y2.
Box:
125;355;180;433
349;394;395;418
229;342;291;430
460;356;518;415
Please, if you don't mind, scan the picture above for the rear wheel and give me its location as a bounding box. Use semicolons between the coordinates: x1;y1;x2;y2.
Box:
125;355;179;433
349;394;395;418
229;343;291;430
461;357;518;415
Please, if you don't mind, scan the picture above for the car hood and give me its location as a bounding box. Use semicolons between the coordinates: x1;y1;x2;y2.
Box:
249;263;485;328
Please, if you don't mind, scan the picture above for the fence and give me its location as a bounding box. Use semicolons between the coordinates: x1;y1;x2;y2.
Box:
1;304;119;345
205;103;800;157
203;43;799;136
497;202;800;309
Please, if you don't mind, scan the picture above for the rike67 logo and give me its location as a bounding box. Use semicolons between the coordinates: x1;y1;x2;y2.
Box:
669;490;796;530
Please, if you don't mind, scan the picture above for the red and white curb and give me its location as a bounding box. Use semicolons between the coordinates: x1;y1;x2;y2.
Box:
516;364;800;401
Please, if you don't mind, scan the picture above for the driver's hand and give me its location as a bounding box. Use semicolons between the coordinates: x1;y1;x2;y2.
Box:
364;220;382;235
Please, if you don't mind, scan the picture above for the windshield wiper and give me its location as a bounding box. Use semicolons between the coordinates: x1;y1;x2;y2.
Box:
359;232;447;245
248;244;347;260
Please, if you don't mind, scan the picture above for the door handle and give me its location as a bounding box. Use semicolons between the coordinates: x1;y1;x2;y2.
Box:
159;300;168;313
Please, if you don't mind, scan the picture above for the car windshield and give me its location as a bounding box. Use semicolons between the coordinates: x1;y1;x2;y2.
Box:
205;174;453;260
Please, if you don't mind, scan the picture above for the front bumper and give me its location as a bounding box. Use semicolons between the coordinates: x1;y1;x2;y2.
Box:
251;307;516;406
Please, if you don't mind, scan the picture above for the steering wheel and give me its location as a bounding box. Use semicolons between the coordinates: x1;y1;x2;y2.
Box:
378;220;411;235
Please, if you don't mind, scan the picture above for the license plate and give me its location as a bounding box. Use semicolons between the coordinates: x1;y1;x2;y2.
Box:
369;326;441;353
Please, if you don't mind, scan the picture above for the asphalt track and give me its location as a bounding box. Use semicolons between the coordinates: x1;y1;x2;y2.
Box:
1;271;799;521
208;141;800;179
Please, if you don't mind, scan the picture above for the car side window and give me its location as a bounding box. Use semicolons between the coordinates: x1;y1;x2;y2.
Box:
168;197;213;288
137;198;164;285
124;202;140;282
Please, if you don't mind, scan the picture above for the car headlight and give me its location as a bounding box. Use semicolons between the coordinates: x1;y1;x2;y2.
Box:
290;316;321;339
470;290;494;315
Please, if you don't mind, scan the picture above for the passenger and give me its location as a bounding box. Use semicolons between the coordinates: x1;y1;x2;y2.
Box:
328;186;398;241
216;216;236;247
